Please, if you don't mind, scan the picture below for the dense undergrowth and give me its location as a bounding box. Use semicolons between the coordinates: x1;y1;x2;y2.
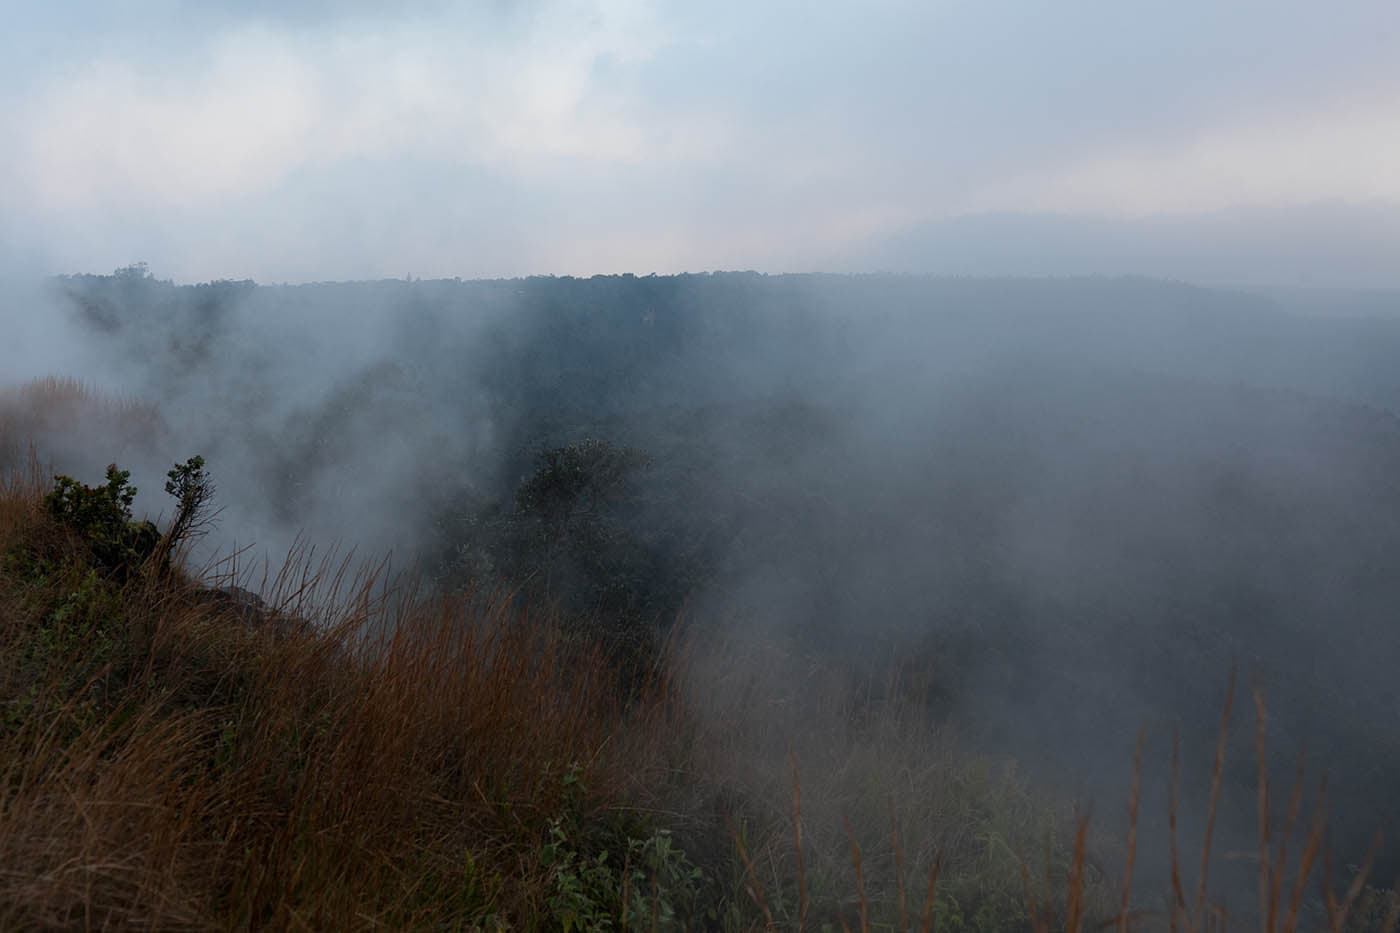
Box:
1;378;1396;930
0;449;1100;930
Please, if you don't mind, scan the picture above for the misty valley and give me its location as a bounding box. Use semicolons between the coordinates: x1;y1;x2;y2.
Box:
3;268;1399;929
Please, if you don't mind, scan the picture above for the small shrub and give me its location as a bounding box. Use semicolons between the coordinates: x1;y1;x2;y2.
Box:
43;464;154;573
542;818;706;931
153;455;214;576
42;457;211;579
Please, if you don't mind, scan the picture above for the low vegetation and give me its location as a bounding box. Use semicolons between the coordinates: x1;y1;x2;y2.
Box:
0;382;1395;929
0;451;1104;929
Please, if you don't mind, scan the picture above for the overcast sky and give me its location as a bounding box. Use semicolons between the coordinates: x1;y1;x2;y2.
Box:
2;0;1399;283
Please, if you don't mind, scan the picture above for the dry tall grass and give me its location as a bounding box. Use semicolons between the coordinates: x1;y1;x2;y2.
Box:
0;462;678;928
0;376;163;475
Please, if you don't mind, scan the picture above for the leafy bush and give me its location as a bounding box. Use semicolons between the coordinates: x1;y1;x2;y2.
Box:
542;818;706;931
41;456;212;580
44;464;158;575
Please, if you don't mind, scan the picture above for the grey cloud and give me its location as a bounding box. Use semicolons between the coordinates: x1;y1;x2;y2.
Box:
2;0;1400;280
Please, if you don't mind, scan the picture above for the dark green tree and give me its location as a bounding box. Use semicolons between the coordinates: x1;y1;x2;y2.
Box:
153;455;215;577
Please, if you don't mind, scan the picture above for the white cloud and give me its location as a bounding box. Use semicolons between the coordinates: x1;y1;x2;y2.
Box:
4;0;1400;279
16;1;675;215
23;33;320;210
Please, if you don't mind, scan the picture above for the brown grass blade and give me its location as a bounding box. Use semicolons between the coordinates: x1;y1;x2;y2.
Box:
920;855;942;933
1253;688;1271;933
1118;727;1145;933
891;798;908;933
1331;832;1382;933
1269;747;1307;933
1068;810;1091;933
1196;666;1237;922
791;751;808;933
1282;779;1328;933
730;818;775;930
1169;729;1187;933
844;816;870;933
